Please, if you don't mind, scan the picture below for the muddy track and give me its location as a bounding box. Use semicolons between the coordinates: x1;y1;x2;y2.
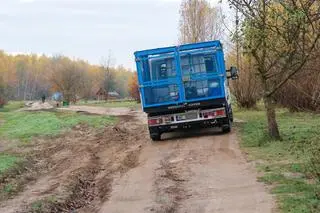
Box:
0;107;275;213
153;153;190;213
98;124;275;213
0;110;149;213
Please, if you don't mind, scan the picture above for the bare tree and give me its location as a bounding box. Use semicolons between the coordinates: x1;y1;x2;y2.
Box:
228;0;320;139
179;0;224;44
100;54;116;101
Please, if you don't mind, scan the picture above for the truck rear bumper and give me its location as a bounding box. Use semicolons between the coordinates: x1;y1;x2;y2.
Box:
149;117;229;134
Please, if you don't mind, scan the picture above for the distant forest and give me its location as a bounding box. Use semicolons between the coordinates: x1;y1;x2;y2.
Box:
0;50;135;102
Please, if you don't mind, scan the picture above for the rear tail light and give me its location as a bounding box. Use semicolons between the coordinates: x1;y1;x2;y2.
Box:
202;109;226;118
215;109;226;117
148;118;162;126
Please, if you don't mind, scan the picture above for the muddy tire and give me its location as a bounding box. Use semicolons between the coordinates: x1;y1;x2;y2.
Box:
150;133;161;141
222;125;231;133
229;106;234;122
222;118;232;133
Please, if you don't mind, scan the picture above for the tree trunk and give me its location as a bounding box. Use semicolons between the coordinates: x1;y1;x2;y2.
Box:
264;95;280;140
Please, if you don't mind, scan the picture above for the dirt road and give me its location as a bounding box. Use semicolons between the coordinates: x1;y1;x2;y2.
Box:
99;125;275;213
0;106;275;213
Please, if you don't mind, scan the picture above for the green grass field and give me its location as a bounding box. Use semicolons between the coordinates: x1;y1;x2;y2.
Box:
0;101;24;112
0;111;115;141
235;108;320;212
0;154;20;174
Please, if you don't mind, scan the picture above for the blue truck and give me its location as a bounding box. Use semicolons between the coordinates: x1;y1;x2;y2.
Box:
134;41;238;141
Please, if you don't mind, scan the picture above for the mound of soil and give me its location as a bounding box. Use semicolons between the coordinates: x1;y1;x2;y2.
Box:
23;101;54;111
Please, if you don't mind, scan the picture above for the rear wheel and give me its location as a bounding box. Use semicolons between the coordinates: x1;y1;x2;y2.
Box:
222;117;232;133
229;106;234;122
150;132;161;141
149;127;161;141
222;124;231;133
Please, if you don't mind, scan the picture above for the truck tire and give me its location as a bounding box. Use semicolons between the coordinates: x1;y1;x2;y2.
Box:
229;106;234;122
222;125;231;133
222;118;232;133
150;132;161;141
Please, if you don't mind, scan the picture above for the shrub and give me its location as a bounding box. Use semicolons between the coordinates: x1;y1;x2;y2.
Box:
307;140;320;183
0;97;7;108
274;71;320;112
228;54;261;108
274;50;320;112
0;78;8;108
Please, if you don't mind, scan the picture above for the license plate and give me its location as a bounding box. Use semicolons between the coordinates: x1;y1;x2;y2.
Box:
176;112;197;121
185;112;198;120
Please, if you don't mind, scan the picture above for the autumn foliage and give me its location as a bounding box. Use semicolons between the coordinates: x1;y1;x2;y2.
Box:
0;51;134;103
0;77;7;108
128;72;140;102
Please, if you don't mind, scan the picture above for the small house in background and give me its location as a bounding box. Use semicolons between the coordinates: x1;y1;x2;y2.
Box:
96;88;120;101
96;88;106;101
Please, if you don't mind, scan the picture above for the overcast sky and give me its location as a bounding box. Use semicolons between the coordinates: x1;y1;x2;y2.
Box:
0;0;230;69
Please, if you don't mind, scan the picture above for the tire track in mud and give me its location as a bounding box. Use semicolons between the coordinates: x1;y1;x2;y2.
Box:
149;129;274;213
0;111;149;213
149;132;222;213
153;156;189;213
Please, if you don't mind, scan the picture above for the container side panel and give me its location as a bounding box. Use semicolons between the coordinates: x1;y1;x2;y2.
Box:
143;83;180;106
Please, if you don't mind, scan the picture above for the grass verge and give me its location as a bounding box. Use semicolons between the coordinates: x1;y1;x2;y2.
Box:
0;101;24;112
0;154;20;174
0;102;116;185
0;110;115;141
235;108;320;212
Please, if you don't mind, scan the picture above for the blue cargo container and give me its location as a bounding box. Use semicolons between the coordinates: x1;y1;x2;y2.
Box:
134;41;238;141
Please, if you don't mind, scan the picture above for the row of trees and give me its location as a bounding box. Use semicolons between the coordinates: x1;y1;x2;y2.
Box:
0;51;135;106
179;0;320;139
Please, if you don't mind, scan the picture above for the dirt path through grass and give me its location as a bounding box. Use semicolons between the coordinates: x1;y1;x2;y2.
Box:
98;128;275;213
0;106;275;212
0;108;148;213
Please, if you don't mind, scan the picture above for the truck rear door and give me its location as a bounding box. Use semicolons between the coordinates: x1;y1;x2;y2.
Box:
137;51;183;107
179;48;224;103
135;41;226;109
